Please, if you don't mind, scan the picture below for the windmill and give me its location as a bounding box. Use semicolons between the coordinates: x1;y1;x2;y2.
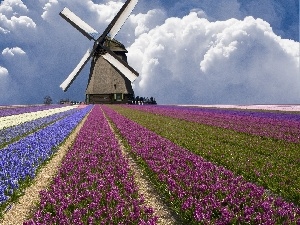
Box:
59;0;139;104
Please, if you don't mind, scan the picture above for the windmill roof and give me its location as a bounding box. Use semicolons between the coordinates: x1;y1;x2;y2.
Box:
104;37;128;52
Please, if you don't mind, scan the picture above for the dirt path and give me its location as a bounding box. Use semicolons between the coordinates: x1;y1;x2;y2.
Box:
0;114;89;225
103;108;179;225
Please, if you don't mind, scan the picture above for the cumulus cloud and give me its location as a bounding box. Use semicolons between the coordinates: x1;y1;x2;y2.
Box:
172;0;242;21
0;14;36;29
41;0;60;21
1;46;33;78
2;47;26;56
0;66;9;100
41;0;123;28
0;0;28;14
164;0;298;41
128;9;166;37
87;0;124;23
0;26;10;34
0;65;15;104
239;0;299;39
0;0;36;38
128;13;300;104
0;66;9;77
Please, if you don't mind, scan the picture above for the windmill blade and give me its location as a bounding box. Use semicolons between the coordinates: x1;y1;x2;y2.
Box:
109;0;139;39
99;0;139;42
60;7;99;41
60;49;93;91
102;50;138;83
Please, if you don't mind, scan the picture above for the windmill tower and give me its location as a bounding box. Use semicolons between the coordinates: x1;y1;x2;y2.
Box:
59;0;139;104
85;38;134;104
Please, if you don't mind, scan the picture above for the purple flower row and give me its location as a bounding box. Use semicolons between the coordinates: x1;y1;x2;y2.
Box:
0;105;92;204
103;105;300;224
25;105;157;225
125;105;300;143
0;108;79;147
0;104;66;118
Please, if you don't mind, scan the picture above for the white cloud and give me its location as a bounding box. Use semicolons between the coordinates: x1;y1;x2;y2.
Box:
165;0;298;41
169;0;242;21
87;0;124;23
40;0;123;26
0;0;28;14
0;14;36;29
129;9;166;37
0;1;37;47
128;13;300;104
0;66;9;77
2;47;26;56
0;26;10;34
11;15;36;28
41;0;59;21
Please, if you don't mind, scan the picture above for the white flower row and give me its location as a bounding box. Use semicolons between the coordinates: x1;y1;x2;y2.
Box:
178;104;300;112
0;106;77;130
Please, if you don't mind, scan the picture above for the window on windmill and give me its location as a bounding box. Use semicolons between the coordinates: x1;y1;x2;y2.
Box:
114;93;123;101
114;84;117;89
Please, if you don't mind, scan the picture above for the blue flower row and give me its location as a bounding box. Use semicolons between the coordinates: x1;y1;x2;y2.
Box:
0;105;92;204
0;108;79;148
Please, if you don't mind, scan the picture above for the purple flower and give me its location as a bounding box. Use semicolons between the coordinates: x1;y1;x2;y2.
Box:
25;105;157;224
102;105;300;224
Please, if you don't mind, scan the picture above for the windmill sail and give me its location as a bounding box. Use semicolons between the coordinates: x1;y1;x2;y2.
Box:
60;49;92;91
99;0;139;41
60;7;99;40
108;0;139;39
102;52;138;83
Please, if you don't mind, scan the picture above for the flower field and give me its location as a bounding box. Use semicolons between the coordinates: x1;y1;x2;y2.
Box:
122;105;300;143
24;105;156;224
0;105;91;212
119;106;300;202
0;104;299;224
0;107;79;148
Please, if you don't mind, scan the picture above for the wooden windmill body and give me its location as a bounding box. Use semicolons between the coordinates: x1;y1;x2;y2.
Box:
59;0;139;104
86;38;134;104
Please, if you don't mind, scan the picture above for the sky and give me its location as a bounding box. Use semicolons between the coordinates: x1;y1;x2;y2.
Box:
0;0;299;105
